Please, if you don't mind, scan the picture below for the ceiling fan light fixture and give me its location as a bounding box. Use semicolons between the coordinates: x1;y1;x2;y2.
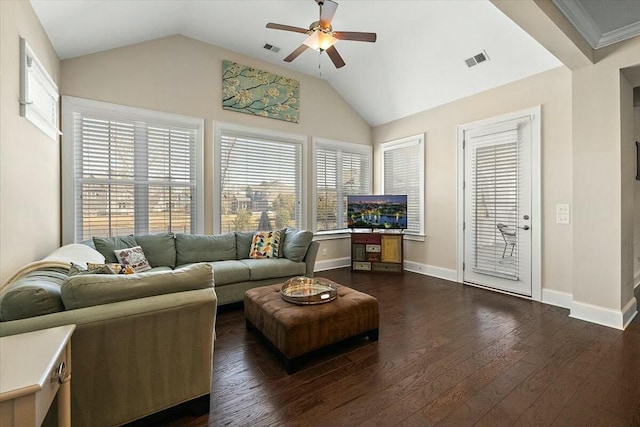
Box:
303;31;338;52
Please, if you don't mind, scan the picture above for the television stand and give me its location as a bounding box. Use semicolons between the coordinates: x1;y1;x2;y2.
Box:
350;231;404;273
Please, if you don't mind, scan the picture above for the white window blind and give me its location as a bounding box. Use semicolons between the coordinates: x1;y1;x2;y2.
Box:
219;132;303;233
470;127;519;280
20;38;59;141
381;135;424;235
315;140;371;232
62;97;203;243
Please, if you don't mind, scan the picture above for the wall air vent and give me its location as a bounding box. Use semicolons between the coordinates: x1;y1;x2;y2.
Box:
465;50;490;68
263;43;281;53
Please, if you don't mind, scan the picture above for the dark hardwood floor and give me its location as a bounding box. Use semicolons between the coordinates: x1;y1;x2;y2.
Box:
134;269;640;426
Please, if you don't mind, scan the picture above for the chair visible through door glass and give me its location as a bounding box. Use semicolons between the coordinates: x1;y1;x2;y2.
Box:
497;223;516;258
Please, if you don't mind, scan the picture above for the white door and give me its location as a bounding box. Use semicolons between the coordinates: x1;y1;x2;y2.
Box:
462;115;533;296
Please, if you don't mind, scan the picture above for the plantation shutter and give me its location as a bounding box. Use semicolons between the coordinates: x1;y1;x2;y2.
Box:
316;142;371;231
73;114;198;241
316;148;338;231
469;125;519;280
383;139;422;234
220;132;303;233
20;38;60;141
145;125;197;234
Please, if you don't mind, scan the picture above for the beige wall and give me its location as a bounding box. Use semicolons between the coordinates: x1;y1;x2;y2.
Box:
0;1;60;283
60;35;372;258
372;66;573;294
572;37;640;312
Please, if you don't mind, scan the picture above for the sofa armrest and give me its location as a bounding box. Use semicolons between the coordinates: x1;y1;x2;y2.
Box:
303;241;320;277
0;288;217;427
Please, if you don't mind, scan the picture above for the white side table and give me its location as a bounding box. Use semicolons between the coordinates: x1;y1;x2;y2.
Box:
0;325;75;427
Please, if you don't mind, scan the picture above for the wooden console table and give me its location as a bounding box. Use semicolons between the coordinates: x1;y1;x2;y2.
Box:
351;231;404;273
0;325;75;427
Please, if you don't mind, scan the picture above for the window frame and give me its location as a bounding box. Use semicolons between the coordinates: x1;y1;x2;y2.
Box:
313;138;372;234
380;133;425;238
213;122;308;234
61;96;204;244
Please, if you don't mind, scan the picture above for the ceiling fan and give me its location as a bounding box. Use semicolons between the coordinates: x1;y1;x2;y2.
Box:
266;0;377;69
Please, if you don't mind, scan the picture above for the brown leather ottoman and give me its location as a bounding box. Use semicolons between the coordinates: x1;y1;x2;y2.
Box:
244;281;379;374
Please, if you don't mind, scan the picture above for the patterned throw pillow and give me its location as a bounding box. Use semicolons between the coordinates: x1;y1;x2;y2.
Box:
85;263;136;275
69;262;117;276
249;230;281;259
114;246;151;272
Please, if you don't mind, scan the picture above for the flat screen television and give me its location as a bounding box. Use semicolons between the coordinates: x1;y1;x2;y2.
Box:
347;195;408;230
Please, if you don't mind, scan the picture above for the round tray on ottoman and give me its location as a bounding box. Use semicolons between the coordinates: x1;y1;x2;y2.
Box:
280;277;338;305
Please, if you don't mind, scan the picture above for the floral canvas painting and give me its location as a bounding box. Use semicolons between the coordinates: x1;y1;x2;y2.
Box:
222;60;300;123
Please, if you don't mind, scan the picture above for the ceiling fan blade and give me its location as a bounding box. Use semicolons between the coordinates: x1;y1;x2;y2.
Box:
325;45;345;68
319;0;338;28
266;23;309;34
334;31;377;43
284;45;309;62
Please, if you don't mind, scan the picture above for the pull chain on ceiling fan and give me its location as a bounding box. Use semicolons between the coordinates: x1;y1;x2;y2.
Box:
266;0;376;69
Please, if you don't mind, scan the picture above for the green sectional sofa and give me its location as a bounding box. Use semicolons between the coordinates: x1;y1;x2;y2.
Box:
89;228;319;306
0;228;318;427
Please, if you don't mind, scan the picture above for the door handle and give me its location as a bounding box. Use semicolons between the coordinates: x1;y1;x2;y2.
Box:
518;225;530;230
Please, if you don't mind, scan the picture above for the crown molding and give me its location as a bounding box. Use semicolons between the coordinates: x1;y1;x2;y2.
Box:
552;0;601;48
553;0;640;49
598;20;640;49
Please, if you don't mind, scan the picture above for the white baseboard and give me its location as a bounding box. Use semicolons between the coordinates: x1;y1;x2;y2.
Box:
404;260;457;282
314;257;351;272
541;288;572;309
622;297;638;329
570;297;638;330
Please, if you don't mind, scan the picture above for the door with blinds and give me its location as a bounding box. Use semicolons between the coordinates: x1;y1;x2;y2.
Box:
463;116;532;296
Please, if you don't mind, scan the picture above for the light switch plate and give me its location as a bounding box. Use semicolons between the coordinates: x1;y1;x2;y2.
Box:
556;203;570;214
556;213;570;224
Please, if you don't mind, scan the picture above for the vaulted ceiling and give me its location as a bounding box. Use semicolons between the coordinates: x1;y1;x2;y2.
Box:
29;0;638;126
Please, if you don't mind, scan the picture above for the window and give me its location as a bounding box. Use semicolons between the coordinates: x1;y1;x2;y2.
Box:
62;97;204;243
380;134;424;235
216;125;304;233
314;139;372;232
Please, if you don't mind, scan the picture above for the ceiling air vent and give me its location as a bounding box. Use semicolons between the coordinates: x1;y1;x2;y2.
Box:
263;43;281;53
465;50;490;68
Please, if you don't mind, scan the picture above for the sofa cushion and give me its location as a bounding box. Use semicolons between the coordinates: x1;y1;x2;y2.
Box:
249;230;281;259
239;258;306;281
209;260;251;286
0;268;68;321
93;235;138;263
282;228;314;262
235;231;254;259
135;232;176;268
175;233;236;265
61;263;214;310
176;261;250;286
